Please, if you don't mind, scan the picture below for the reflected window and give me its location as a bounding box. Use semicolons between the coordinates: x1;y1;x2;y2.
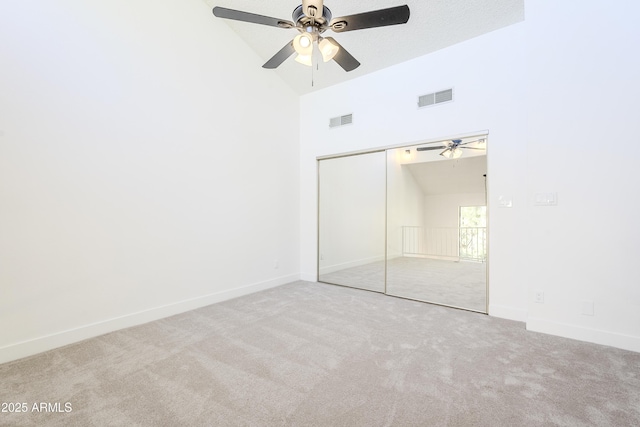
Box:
459;206;487;262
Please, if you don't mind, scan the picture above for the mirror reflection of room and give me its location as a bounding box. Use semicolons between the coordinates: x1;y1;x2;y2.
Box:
318;151;386;292
386;138;488;312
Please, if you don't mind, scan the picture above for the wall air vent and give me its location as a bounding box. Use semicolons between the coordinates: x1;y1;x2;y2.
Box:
329;113;353;128
418;88;454;108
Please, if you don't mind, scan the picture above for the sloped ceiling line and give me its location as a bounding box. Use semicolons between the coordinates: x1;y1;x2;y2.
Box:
202;0;524;94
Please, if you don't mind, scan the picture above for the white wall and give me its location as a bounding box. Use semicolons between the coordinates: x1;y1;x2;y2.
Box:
523;1;640;351
422;193;485;259
318;152;386;274
401;167;426;228
423;193;486;228
300;22;529;323
0;0;300;363
300;0;640;352
386;150;426;259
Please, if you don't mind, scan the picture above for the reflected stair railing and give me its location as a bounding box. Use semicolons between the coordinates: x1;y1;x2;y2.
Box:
402;226;487;262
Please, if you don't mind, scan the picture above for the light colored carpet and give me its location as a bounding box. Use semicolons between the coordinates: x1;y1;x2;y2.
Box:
387;257;486;312
319;261;386;292
320;257;486;312
1;281;639;426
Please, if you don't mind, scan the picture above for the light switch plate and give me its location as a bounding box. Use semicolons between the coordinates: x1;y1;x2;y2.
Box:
534;192;558;206
498;195;513;208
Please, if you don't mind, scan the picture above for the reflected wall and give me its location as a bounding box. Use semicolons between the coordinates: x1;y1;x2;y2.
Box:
386;141;488;312
318;151;386;292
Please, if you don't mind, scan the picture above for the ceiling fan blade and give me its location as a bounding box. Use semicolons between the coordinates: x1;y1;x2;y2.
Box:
212;7;295;29
460;147;486;150
324;37;360;72
416;146;446;151
262;41;296;69
330;5;410;33
458;138;486;146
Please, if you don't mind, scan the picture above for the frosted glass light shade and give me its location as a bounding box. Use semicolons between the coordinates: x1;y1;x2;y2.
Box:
293;34;313;55
440;148;463;159
295;54;312;66
319;38;339;62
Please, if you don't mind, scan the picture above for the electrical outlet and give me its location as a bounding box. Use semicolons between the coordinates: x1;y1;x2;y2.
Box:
581;300;594;316
534;290;544;304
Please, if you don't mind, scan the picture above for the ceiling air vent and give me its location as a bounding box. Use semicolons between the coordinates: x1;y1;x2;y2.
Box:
329;113;353;128
418;88;454;108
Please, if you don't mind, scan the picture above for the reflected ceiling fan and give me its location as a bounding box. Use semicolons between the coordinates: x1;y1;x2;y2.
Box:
417;139;486;159
212;1;410;72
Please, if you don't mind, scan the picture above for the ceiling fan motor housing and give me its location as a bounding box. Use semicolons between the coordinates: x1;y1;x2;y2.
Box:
293;4;332;27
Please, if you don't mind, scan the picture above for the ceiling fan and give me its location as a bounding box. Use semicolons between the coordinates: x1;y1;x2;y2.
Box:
212;1;410;72
417;139;486;159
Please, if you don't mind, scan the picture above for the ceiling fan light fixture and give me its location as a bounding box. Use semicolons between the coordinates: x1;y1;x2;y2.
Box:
441;148;463;159
293;33;313;55
295;53;313;66
212;4;411;73
319;37;339;62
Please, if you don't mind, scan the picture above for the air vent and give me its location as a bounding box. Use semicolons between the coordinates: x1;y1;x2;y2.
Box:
418;88;454;108
329;113;353;128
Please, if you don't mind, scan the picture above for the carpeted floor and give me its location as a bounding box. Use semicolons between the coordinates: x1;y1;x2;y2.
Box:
1;281;639;426
387;257;486;312
320;257;486;312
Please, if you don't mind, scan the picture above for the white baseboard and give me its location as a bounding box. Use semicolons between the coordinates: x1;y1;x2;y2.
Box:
527;317;640;353
404;254;460;262
488;304;527;322
319;255;385;275
299;272;317;282
0;273;300;365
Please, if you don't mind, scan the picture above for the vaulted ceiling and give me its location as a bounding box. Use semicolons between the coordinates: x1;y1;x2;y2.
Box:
202;0;524;94
407;155;487;196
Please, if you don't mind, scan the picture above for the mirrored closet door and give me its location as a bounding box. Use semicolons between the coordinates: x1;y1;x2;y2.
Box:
317;136;488;313
386;139;487;312
318;151;386;292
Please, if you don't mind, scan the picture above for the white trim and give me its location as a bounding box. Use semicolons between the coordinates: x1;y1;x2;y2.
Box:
527;317;640;353
316;130;489;160
403;253;460;262
300;273;317;282
0;274;299;365
318;255;385;275
489;304;527;322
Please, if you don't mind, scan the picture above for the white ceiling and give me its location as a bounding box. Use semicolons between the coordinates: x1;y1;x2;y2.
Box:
407;155;487;196
202;0;524;94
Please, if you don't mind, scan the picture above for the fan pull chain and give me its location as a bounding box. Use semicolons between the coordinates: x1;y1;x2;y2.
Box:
311;50;315;87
